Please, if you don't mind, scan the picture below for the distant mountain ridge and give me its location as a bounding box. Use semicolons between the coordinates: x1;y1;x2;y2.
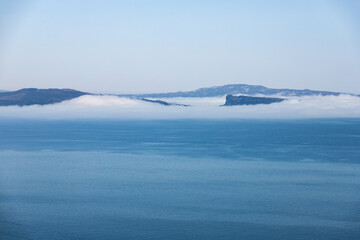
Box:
0;88;88;106
120;84;350;98
0;88;188;107
0;84;357;107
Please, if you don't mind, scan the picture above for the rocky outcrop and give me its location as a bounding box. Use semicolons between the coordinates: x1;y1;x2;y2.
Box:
223;94;285;106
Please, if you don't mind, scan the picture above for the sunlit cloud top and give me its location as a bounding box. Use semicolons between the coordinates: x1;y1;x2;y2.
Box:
1;94;360;119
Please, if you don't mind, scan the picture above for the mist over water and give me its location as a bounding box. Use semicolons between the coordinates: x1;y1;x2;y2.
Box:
0;119;359;239
1;94;360;119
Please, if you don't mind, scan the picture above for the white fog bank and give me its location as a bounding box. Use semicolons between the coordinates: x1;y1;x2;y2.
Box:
0;94;360;119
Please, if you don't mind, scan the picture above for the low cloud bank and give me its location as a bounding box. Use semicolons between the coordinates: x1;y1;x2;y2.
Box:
70;95;142;107
0;94;360;119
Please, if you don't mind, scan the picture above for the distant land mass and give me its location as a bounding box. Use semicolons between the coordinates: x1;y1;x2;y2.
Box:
140;98;190;106
0;84;357;107
0;88;187;107
223;94;286;106
0;88;88;106
120;84;349;98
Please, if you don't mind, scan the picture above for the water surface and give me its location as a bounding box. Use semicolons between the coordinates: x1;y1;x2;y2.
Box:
0;119;359;239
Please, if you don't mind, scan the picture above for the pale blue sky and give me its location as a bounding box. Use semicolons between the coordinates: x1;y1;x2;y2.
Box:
1;0;360;93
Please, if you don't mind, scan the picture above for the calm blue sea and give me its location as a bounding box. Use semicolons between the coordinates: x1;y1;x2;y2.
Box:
0;119;359;240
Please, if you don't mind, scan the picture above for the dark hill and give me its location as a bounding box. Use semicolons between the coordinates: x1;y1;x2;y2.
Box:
223;94;285;106
0;88;88;106
119;84;348;98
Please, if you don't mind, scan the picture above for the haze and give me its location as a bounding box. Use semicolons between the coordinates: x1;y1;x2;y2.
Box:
0;94;359;119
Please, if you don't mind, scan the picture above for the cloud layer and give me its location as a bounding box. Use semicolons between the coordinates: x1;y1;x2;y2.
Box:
0;94;360;119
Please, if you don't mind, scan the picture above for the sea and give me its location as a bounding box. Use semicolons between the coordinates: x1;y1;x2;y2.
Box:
0;119;359;240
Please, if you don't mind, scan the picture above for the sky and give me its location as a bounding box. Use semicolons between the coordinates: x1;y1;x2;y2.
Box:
1;0;360;94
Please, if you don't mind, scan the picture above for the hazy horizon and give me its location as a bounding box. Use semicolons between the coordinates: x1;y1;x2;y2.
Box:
1;82;359;95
